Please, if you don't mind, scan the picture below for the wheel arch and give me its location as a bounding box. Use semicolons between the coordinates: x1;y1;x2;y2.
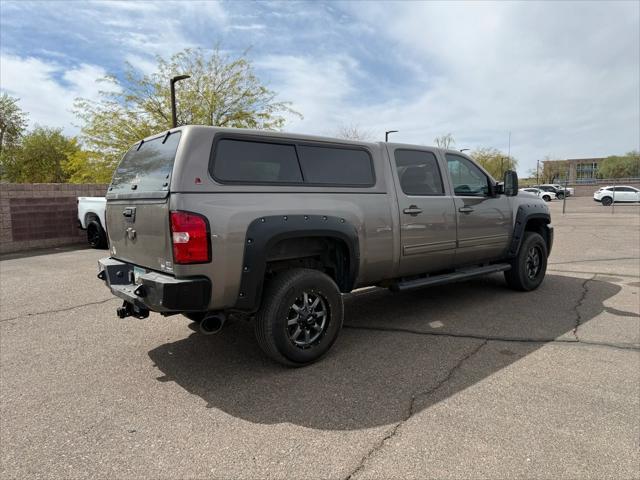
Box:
234;215;360;312
508;205;553;258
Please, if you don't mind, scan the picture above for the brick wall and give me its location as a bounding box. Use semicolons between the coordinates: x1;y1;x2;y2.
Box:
1;184;108;255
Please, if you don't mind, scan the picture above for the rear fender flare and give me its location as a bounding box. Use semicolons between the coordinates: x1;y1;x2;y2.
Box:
234;215;360;312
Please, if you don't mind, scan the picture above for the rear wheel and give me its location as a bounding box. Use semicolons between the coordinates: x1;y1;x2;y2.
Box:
504;231;548;291
87;220;107;249
254;268;343;367
601;196;613;206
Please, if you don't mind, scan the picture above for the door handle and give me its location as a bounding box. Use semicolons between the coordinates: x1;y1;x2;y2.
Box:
458;206;474;214
403;205;423;216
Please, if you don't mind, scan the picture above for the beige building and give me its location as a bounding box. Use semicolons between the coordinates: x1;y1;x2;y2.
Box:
543;157;604;183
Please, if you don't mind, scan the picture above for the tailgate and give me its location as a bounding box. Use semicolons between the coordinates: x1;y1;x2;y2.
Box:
105;131;181;272
106;200;173;272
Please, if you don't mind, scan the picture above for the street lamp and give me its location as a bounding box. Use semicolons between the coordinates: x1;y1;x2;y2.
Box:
385;130;398;142
536;159;540;185
170;74;191;128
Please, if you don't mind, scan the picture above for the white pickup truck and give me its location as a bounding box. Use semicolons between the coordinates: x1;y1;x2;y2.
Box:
77;197;107;248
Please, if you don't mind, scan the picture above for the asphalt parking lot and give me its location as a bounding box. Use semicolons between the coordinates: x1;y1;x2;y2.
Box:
1;197;639;479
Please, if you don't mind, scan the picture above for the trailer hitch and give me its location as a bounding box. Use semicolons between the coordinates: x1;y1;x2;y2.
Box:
116;301;149;319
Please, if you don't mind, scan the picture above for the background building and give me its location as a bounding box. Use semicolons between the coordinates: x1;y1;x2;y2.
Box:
542;157;604;184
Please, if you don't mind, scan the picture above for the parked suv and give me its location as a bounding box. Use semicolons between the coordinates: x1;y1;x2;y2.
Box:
594;186;640;205
535;184;566;200
98;126;553;366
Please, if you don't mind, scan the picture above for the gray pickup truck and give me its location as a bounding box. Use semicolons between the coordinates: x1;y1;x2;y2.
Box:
98;126;552;366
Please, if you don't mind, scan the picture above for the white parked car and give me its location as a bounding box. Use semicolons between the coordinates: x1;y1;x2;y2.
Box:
77;197;107;248
542;183;574;197
520;188;556;202
593;186;640;206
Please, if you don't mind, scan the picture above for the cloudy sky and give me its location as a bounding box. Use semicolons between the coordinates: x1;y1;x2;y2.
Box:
1;0;638;174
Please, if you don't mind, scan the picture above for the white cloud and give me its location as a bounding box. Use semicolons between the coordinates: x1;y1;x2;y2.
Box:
257;54;360;134
260;2;639;172
0;54;111;135
339;1;640;171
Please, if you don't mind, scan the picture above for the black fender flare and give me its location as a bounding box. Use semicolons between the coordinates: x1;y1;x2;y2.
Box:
234;215;360;311
508;204;552;257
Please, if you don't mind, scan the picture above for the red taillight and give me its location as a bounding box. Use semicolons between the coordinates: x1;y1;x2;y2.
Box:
170;211;211;264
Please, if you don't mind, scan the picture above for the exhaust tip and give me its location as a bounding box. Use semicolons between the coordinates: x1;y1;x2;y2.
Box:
200;314;225;335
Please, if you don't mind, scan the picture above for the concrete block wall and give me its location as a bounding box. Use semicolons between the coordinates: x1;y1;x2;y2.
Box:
571;182;640;197
1;184;108;255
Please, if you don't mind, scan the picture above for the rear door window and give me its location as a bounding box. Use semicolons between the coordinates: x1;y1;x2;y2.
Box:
394;150;444;196
212;139;302;183
297;145;374;186
110;132;181;197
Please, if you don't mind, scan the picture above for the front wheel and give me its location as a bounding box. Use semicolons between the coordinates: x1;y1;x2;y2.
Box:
254;268;343;366
556;193;565;200
542;195;551;202
601;196;613;206
504;231;548;291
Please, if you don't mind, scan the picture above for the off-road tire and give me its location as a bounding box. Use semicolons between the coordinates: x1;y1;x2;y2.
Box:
87;220;107;249
254;268;343;367
601;196;613;206
504;231;548;291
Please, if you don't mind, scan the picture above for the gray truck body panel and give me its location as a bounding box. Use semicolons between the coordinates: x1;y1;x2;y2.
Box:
103;125;551;313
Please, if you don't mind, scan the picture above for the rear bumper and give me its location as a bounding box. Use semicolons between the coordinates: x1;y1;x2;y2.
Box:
98;257;211;313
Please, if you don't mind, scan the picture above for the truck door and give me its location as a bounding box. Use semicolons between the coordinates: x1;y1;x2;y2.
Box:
389;147;457;277
444;153;512;266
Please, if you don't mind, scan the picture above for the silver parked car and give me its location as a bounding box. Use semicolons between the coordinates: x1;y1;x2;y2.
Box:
98;126;553;366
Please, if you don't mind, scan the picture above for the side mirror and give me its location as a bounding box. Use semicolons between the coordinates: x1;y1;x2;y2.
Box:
504;170;518;196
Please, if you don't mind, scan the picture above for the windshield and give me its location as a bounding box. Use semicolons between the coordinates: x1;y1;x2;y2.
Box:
109;132;181;198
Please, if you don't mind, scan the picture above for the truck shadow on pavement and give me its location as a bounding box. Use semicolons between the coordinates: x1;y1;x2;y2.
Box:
148;274;621;430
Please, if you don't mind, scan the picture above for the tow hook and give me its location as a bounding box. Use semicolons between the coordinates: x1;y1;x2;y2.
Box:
116;301;149;319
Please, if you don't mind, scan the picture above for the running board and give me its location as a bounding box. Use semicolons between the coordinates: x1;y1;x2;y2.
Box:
390;263;511;292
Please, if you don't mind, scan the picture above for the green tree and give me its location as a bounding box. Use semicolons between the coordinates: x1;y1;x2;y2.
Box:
1;126;78;183
470;147;518;179
0;92;28;155
75;46;301;171
540;156;568;183
434;133;455;149
598;151;640;179
63;149;114;184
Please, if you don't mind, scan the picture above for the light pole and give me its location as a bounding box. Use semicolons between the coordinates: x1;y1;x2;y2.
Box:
385;130;398;142
536;159;540;185
170;74;191;128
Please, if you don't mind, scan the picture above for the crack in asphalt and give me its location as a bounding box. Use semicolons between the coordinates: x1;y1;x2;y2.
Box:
0;298;118;323
344;340;488;480
549;257;640;265
572;275;596;341
345;340;488;480
547;269;640;279
343;324;639;351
